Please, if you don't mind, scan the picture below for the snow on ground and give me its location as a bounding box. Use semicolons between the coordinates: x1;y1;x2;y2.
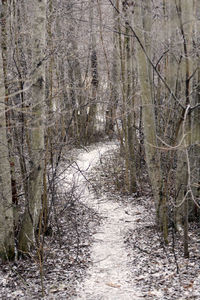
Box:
62;141;143;300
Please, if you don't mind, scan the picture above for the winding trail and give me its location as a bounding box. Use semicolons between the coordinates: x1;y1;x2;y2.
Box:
69;141;143;300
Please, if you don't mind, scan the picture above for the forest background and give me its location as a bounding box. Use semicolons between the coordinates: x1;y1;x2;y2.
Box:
0;0;199;284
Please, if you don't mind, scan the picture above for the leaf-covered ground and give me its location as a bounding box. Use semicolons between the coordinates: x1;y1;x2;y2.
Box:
0;146;101;299
91;147;200;300
0;201;101;299
1;142;200;299
71;142;143;299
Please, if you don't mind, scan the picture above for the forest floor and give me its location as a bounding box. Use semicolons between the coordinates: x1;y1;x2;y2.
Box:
0;140;200;299
70;141;143;300
88;144;200;300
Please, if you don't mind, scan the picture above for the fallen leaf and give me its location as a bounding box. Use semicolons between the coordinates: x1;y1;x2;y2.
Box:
183;282;193;289
106;282;121;288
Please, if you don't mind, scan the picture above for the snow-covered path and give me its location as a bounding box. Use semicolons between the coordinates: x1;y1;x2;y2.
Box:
68;142;143;300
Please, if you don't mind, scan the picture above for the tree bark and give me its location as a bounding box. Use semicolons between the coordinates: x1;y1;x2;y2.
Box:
85;0;99;143
0;39;15;261
135;1;163;228
18;0;46;254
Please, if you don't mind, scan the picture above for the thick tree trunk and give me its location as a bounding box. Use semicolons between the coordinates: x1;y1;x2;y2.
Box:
135;1;163;228
1;0;19;228
191;0;200;217
18;0;46;254
174;0;194;257
0;44;15;261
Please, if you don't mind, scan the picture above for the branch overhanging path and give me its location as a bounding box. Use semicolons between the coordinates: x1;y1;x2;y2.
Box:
62;141;144;300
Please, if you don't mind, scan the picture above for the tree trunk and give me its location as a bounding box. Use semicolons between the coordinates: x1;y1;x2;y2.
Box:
0;42;15;261
85;0;98;143
18;0;46;254
1;0;19;228
135;1;163;228
124;1;137;193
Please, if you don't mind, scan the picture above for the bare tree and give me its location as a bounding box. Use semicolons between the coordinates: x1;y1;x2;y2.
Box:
18;0;47;253
0;37;15;260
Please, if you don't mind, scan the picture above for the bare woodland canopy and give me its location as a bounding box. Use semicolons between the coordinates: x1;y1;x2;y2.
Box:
0;0;199;262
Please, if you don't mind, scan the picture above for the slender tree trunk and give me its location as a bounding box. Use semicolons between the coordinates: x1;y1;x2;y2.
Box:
116;0;129;191
86;0;98;143
102;0;118;139
11;0;30;205
124;2;137;193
